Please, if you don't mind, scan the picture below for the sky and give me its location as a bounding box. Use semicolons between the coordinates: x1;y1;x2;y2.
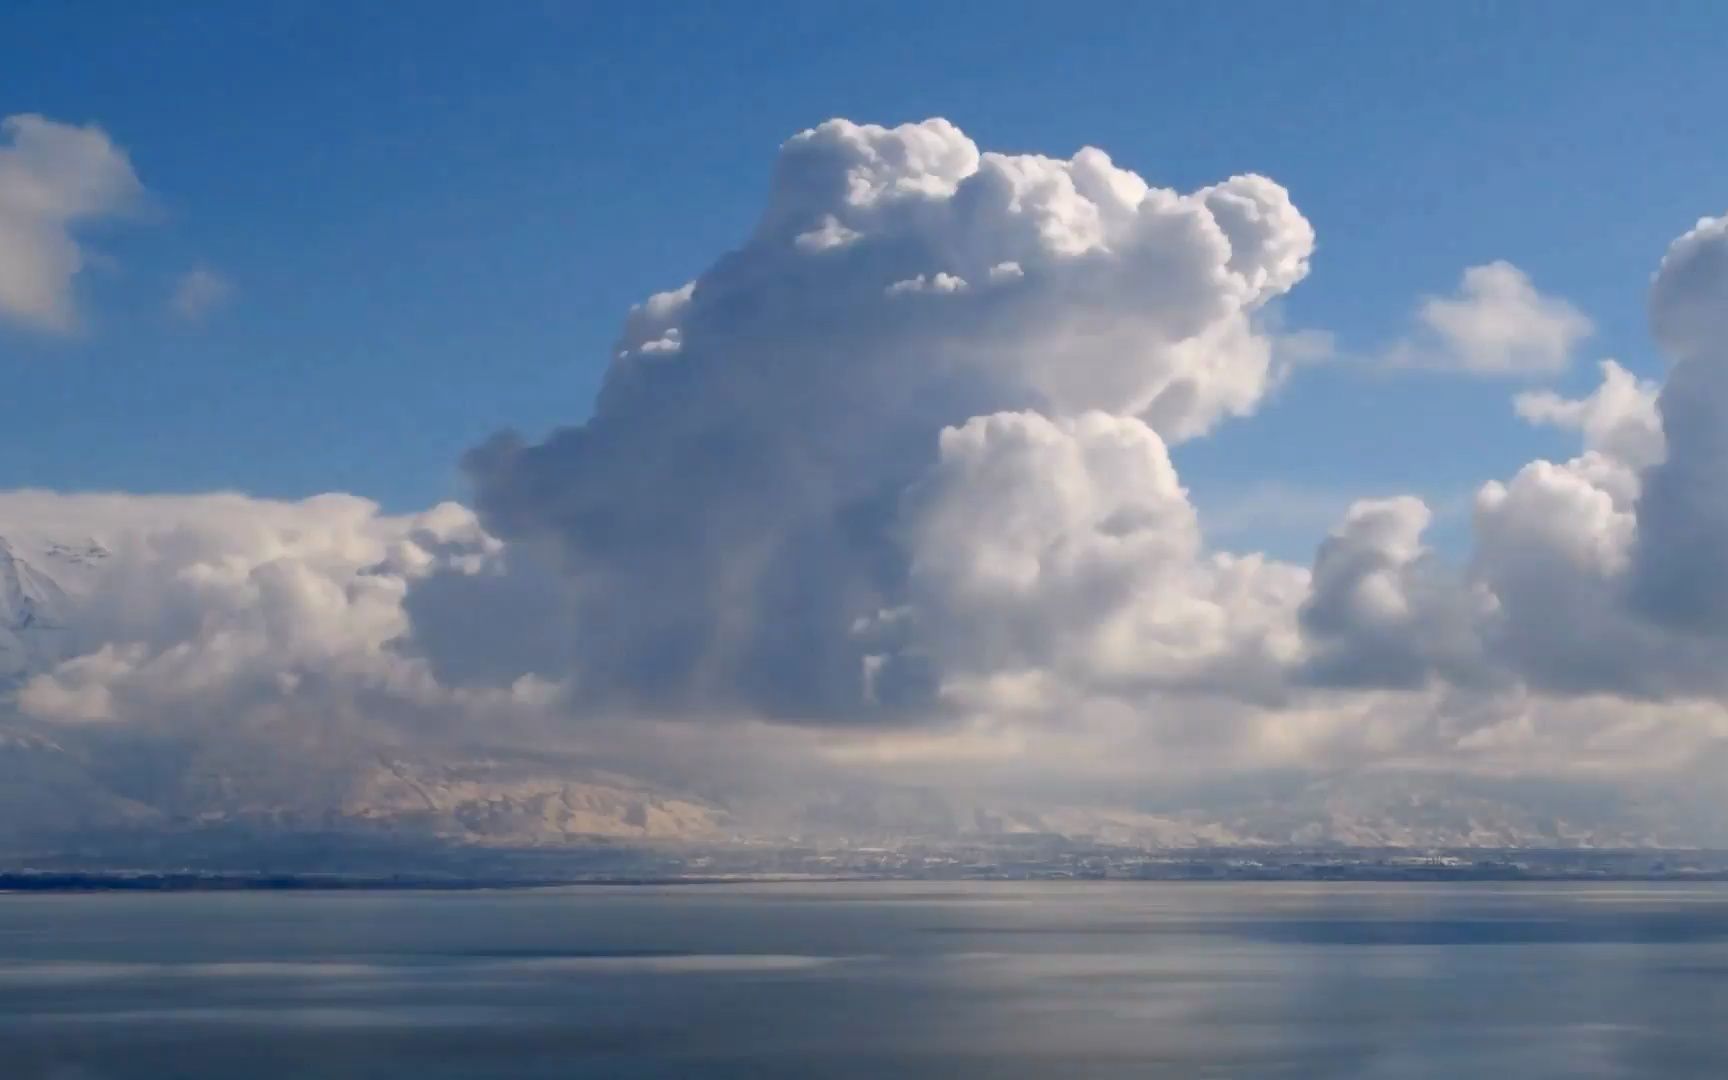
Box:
6;4;1728;845
3;3;1725;553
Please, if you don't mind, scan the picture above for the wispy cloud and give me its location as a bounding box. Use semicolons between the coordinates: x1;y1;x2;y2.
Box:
170;267;232;324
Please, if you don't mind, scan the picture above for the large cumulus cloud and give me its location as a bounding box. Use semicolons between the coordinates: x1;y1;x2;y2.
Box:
412;122;1728;787
447;118;1315;723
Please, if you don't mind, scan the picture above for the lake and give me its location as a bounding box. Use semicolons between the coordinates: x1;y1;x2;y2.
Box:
6;881;1728;1077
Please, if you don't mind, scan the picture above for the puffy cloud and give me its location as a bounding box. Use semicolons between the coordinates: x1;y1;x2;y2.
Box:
1392;261;1592;376
399;538;582;691
0;115;142;332
1298;497;1495;690
1457;358;1671;696
1469;452;1666;697
1514;360;1664;469
1293;224;1728;707
170;267;233;323
450;118;1316;723
1296;352;1719;707
17;644;133;723
885;410;1304;709
1649;214;1728;361
4;491;510;737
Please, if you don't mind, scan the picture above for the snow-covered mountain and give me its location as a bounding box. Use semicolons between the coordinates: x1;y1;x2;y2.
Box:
0;533;104;687
736;775;1696;851
0;716;736;850
0;722;163;837
1;717;1700;855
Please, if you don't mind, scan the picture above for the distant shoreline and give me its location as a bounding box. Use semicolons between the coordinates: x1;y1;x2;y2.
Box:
0;872;870;893
7;869;1728;893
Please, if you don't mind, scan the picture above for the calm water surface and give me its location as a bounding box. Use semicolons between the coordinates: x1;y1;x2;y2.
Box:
6;881;1728;1077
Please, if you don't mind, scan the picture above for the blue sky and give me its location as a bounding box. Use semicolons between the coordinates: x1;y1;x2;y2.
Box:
3;2;1725;556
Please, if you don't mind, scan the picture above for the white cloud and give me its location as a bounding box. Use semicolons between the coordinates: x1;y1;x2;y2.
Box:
0;114;143;332
793;214;862;252
170;267;232;323
1514;359;1664;469
885;271;968;296
1391;261;1592;376
456;117;1317;722
1298;497;1495;690
3;491;511;738
884;410;1304;708
1290;218;1728;711
1649;213;1728;361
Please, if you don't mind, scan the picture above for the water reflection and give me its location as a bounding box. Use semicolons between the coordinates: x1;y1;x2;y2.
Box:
5;882;1728;1077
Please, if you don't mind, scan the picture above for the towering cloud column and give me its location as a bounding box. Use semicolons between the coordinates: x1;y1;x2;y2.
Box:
1632;215;1728;632
451;118;1315;723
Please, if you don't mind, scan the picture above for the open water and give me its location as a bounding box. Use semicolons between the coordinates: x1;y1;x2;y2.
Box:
6;881;1728;1077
